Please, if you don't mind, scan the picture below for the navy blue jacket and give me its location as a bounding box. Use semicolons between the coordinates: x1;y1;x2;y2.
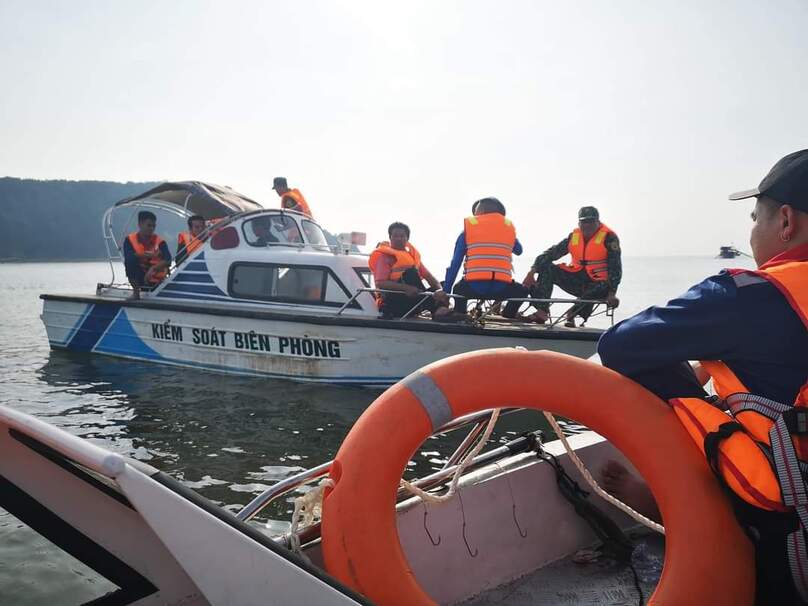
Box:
598;252;808;404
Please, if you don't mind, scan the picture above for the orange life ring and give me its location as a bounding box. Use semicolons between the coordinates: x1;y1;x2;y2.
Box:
321;349;755;606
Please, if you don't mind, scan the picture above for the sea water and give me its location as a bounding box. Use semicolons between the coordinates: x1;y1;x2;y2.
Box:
0;257;754;603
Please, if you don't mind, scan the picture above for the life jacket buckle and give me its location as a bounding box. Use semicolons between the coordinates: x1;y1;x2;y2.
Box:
782;408;808;435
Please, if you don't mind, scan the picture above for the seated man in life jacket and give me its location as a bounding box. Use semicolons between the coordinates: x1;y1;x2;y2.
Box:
249;217;279;246
369;222;452;320
523;206;621;326
444;197;529;318
175;214;206;266
273;177;314;219
598;150;808;605
123;210;172;300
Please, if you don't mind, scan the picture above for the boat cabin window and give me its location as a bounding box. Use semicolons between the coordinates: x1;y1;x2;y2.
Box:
301;220;330;250
354;268;374;288
243;216;303;247
229;262;356;306
210;225;240;250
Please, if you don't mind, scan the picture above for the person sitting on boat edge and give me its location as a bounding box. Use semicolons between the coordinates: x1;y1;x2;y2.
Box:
123;210;172;300
369;222;452;320
523;206;621;326
273;176;314;219
597;149;808;606
175;214;206;266
444;197;529;318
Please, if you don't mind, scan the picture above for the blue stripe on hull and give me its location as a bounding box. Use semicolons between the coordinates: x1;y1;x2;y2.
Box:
171;273;215;283
67;304;121;351
155;292;236;303
161;283;228;296
58;304;94;346
94;309;162;360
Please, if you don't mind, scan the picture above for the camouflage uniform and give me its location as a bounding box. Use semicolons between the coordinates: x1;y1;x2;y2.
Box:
530;232;622;321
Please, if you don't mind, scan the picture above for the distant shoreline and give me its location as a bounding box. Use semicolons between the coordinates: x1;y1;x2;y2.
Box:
0;258;110;263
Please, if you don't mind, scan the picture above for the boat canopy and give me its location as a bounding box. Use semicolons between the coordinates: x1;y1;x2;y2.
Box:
114;181;264;219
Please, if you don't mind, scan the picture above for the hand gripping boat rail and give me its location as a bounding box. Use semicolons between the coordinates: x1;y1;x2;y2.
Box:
320;349;755;606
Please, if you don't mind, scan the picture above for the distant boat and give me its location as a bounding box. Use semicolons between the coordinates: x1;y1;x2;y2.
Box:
717;245;743;259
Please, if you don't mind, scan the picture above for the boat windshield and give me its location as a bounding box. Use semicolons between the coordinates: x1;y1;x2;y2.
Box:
301;220;330;250
243;216;303;247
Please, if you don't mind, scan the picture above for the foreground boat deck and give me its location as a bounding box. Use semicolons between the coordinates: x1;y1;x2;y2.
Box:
461;531;663;606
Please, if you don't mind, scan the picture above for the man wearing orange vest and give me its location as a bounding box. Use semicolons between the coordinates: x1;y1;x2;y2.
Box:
175;214;205;266
523;206;621;326
123;210;172;300
273;177;314;219
598;150;808;605
444;197;529;318
369;222;451;319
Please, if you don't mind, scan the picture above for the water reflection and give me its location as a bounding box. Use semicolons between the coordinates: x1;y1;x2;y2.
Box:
36;350;379;518
34;350;549;523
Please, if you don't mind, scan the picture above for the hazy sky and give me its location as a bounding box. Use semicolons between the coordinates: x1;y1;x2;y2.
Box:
2;0;807;270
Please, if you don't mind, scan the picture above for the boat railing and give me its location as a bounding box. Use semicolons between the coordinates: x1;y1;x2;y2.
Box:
466;297;615;327
100;197;198;287
272;429;543;550
336;288;615;326
236;407;520;524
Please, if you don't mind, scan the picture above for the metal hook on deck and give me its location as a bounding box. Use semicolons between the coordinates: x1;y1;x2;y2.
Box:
422;503;441;546
505;473;528;538
457;491;478;558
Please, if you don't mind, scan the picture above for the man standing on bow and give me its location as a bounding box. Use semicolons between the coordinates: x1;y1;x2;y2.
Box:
523;206;621;326
273;177;314;219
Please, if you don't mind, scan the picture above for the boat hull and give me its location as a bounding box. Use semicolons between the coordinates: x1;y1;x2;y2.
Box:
41;295;599;386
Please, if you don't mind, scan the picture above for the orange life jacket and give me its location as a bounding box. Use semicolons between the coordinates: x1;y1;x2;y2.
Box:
368;242;423;308
670;258;808;598
127;232;168;284
463;214;516;283
177;231;203;258
558;224;615;281
369;242;422;281
281;189;313;219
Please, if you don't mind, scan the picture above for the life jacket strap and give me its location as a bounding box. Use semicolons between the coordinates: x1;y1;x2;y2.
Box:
465;254;512;262
703;421;745;481
769;414;808;601
783;408;808;436
726;392;793;420
466;243;512;251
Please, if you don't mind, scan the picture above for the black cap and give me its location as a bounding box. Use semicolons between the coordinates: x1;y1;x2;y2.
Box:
272;177;288;190
578;206;599;221
472;197;506;216
729;149;808;212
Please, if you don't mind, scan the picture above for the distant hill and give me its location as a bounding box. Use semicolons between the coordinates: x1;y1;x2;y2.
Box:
0;178;158;261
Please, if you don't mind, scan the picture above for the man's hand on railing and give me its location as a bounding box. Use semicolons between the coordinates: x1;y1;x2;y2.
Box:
433;289;450;305
605;293;620;309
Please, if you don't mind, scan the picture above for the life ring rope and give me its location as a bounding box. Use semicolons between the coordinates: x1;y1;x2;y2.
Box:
543;410;665;534
399;409;500;504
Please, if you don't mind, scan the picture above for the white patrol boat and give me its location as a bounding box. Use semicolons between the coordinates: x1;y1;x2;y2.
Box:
40;182;603;387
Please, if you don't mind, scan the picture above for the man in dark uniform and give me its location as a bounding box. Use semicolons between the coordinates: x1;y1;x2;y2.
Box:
523;206;621;326
598;149;808;605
